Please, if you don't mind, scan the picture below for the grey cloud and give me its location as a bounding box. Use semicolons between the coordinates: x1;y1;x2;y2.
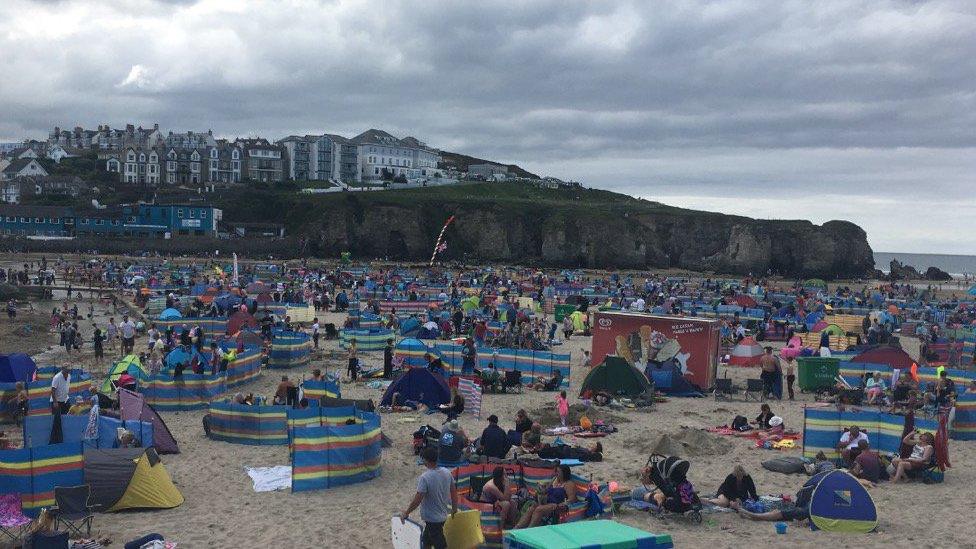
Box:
1;0;974;252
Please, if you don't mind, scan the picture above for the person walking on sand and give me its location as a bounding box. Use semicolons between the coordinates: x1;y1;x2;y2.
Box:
556;390;569;427
401;447;457;549
347;338;358;381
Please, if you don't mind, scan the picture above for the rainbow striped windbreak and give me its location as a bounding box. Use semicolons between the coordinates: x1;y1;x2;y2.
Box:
207;402;361;446
139;347;262;411
340;328;395;351
453;463;607;548
802;408;938;461
0;370;92;420
0;441;85;516
267;331;312;369
301;379;341;401
290;411;382;491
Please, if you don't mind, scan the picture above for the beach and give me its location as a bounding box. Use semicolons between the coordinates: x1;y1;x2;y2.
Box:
6;290;972;549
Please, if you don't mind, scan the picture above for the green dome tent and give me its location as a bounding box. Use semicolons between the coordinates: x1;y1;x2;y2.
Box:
579;356;653;398
822;323;846;337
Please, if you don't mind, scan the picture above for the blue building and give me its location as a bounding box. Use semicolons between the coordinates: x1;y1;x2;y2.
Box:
0;203;222;238
122;204;222;237
0;204;71;236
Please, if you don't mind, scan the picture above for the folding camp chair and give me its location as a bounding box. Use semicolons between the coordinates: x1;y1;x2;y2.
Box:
53;485;93;538
713;378;737;401
502;370;523;394
743;379;765;402
0;494;32;545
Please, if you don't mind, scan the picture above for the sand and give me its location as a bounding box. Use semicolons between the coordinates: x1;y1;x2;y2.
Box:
9;291;975;549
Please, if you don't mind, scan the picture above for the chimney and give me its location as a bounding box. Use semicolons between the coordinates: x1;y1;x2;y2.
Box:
126;124;134;133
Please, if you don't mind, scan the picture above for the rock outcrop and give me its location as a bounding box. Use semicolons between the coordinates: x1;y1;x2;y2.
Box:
269;184;876;279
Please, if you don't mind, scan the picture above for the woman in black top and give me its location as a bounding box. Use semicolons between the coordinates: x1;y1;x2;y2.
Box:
708;465;758;507
514;409;533;434
754;403;774;430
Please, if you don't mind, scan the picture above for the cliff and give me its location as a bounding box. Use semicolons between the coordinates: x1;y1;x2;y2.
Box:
217;182;875;278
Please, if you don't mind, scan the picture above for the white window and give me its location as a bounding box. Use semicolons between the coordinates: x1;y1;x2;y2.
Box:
80;219;88;225
190;209;196;218
201;210;207;218
177;209;184;218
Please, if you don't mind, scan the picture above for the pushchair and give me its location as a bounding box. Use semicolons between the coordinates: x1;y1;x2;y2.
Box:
642;454;703;523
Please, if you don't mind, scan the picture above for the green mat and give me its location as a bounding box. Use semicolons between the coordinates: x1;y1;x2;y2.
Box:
503;520;673;549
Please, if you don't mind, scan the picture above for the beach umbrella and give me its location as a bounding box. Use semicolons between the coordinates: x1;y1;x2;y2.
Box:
733;294;758;308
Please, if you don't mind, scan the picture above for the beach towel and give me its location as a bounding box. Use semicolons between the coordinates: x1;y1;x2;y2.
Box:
244;466;292;492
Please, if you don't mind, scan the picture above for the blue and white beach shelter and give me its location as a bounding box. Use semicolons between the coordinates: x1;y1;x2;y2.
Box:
809;470;878;533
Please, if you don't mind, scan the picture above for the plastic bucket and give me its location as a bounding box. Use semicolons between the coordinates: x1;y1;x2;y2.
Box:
775;522;788;534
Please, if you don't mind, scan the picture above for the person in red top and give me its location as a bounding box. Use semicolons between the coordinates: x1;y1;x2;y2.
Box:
473;321;487;344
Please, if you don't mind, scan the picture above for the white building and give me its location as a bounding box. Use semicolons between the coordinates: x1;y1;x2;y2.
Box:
352;129;441;181
1;158;48;182
278;134;361;183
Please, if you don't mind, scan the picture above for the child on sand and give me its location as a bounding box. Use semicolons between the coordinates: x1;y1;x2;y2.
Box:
556;391;569;427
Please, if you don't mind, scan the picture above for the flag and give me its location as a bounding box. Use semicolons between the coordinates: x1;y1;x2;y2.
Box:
457;377;482;419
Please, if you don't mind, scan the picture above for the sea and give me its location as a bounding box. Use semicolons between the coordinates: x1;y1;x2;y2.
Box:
874;252;976;277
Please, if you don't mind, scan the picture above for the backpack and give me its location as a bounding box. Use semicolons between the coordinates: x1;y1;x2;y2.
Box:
731;415;751;432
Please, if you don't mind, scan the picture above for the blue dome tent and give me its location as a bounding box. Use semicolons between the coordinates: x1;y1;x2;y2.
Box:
808;470;878;533
0;354;36;383
380;368;450;409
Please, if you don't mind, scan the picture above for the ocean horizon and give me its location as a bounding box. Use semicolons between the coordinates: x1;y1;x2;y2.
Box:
874;252;976;276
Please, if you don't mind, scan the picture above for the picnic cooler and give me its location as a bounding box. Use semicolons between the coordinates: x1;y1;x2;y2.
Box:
797;357;839;392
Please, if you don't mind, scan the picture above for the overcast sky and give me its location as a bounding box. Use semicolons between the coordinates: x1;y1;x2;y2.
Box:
2;0;974;254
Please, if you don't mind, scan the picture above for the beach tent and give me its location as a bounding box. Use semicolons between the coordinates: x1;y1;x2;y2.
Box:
646;363;700;396
851;346;915;370
394;337;433;368
226;310;258;334
399;317;421;337
101;355;149;393
808;470;878;533
158;308;182;320
733;294;758;308
0;353;36;383
822;324;846;337
729;337;763;367
119;388;180;454
83;448;184;512
164;347;202;372
380;367;451;409
235;329;264;347
579;356;653;398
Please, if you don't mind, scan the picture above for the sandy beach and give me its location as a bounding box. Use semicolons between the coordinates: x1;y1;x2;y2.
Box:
1;285;968;549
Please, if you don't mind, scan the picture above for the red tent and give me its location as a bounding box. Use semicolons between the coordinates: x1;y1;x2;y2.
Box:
729;337;763;366
226;310;258;335
733;295;757;308
852;346;915;369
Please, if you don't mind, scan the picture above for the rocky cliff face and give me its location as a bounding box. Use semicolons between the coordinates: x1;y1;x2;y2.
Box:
291;189;875;279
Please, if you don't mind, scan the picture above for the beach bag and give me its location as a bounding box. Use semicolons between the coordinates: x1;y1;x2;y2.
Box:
731;415;751;432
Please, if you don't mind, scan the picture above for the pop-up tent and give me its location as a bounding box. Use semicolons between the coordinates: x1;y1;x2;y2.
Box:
83;448;184;512
851;346;915;370
380;367;451;409
159;308;182;320
729;337;763;367
101;355;149;393
579;356;653;398
0;353;36;383
807;470;878;533
119;388;180;454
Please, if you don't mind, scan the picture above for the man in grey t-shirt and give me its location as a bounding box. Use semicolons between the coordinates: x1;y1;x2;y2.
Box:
401;447;457;549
